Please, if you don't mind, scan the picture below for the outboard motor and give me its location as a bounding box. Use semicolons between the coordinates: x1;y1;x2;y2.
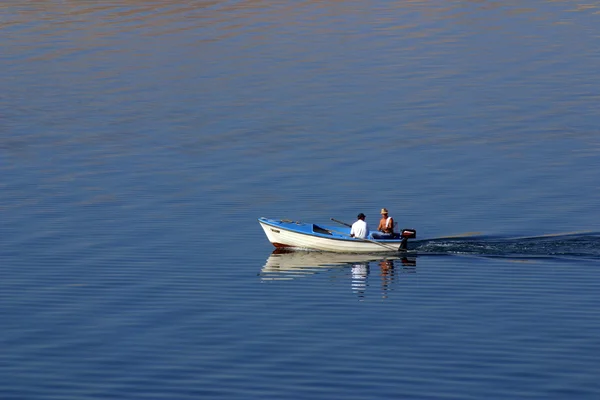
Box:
399;228;416;250
401;229;417;239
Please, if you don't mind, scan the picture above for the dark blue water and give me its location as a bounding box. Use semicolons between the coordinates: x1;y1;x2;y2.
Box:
2;1;600;399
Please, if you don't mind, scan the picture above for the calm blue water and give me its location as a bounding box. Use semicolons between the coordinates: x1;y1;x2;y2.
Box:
2;1;600;399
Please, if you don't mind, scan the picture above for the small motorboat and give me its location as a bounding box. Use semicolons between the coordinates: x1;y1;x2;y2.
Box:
258;217;416;253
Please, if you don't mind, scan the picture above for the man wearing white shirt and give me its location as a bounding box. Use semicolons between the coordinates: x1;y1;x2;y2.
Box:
350;213;368;239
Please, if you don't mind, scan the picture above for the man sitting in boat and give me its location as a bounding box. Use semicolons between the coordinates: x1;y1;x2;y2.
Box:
371;208;395;239
350;213;369;239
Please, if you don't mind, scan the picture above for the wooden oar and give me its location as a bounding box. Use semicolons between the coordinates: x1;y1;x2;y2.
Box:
328;228;396;250
330;218;352;227
329;218;401;251
332;217;408;252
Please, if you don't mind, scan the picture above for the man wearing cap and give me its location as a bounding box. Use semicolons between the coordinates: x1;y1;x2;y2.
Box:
350;213;368;239
372;208;395;239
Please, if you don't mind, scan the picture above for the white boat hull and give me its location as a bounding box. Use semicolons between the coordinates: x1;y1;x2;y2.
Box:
259;218;404;253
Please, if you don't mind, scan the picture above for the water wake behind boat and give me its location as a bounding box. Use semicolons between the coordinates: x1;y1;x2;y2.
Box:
415;231;600;260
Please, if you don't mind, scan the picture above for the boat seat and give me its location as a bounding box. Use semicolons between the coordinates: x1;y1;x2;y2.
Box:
312;224;332;235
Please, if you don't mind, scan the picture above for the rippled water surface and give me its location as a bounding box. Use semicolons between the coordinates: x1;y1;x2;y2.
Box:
2;1;600;399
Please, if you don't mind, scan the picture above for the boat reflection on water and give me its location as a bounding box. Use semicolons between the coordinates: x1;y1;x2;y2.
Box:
260;249;416;299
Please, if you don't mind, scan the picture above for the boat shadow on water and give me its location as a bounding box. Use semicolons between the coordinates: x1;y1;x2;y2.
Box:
259;249;417;299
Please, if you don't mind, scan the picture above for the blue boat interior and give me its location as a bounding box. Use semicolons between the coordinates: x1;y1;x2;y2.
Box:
312;224;333;235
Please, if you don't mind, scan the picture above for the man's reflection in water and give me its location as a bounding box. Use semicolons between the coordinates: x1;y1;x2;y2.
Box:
351;258;417;299
351;262;369;300
379;259;395;299
380;258;418;297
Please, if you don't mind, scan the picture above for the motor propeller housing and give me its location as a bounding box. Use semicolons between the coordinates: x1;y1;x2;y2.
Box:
401;229;417;239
